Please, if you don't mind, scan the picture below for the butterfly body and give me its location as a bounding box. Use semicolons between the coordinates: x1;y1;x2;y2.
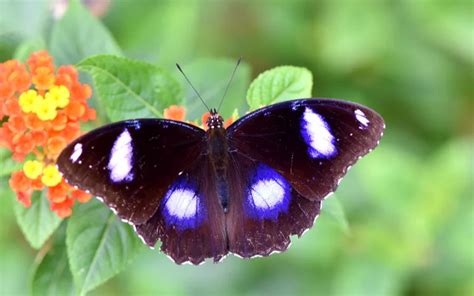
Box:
58;98;385;264
206;111;231;211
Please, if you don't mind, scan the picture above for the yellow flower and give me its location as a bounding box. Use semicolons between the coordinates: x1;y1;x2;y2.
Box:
23;160;44;179
36;96;58;121
45;85;70;108
18;90;41;113
41;165;62;187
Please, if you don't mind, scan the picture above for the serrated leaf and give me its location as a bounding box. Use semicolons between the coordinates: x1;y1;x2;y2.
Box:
246;66;313;110
14;190;62;249
78;55;182;121
321;195;350;234
67;200;142;295
31;224;75;296
0;148;22;178
49;0;122;65
179;58;251;120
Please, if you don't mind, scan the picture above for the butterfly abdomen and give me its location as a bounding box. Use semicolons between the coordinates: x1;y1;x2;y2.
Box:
207;127;230;211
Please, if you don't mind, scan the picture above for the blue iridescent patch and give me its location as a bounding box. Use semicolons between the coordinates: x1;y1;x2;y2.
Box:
245;164;291;220
161;177;205;231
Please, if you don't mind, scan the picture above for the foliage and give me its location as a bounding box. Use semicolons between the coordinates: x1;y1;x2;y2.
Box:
0;1;472;296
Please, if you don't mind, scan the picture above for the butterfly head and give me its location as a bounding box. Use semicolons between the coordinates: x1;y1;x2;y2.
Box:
207;108;224;129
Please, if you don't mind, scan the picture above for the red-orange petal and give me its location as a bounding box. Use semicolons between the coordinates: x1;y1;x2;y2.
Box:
2;99;21;116
51;112;68;131
50;197;74;218
31;130;48;146
8;115;27;134
13;132;35;155
9;171;32;192
62;122;81;142
0;82;15;100
32;67;55;90
0;124;14;149
71;189;92;203
16;191;32;208
64;101;85;120
201;112;211;130
164;105;186;121
47;136;67;157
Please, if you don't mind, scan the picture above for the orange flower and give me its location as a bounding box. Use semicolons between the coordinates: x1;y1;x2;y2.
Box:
7;115;26;134
164;105;186;121
50;197;74;218
9;171;32;193
64;101;85;120
16;191;32;208
47;181;69;203
47;136;67;158
2;99;21;115
1;51;96;218
71;189;92;203
32;67;55;90
0;82;15;100
201;112;211;127
200;110;236;130
165;106;237;130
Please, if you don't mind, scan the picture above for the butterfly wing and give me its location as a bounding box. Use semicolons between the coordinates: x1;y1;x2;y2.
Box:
225;98;384;257
58;119;228;264
57;119;206;225
135;157;227;264
225;156;322;257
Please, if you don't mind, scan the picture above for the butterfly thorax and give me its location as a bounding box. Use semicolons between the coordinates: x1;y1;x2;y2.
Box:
207;110;230;211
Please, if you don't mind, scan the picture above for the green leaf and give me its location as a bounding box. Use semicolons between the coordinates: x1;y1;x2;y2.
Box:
67;200;142;295
13;37;46;62
321;195;350;234
179;58;251;120
78;55;182;121
0;33;22;61
49;0;122;65
14;190;62;249
0;0;49;38
246;66;313;110
31;224;75;296
107;2;200;66
0;148;22;178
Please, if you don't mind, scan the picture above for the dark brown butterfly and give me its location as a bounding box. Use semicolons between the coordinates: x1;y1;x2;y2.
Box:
57;97;384;265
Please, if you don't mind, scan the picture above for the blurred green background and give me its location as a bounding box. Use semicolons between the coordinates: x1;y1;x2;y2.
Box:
0;0;472;295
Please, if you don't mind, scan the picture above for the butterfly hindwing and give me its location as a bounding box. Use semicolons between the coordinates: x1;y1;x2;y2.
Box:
57;119;206;225
227;98;385;201
225;154;322;258
135;157;227;264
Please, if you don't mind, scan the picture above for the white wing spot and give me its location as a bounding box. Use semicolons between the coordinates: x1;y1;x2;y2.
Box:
108;129;134;182
301;108;336;158
70;143;82;163
355;109;370;128
250;179;285;209
165;189;197;219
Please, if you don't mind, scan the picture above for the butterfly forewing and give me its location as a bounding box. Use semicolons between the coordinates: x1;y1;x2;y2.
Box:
227;98;385;201
57;119;206;225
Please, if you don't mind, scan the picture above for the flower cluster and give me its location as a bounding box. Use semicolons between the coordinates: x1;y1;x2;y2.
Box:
163;105;236;129
0;51;95;217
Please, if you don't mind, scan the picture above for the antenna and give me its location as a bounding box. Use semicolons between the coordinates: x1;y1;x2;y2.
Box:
176;63;210;112
217;57;242;113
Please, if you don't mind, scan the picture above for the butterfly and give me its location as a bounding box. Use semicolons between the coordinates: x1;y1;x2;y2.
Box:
57;96;384;265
